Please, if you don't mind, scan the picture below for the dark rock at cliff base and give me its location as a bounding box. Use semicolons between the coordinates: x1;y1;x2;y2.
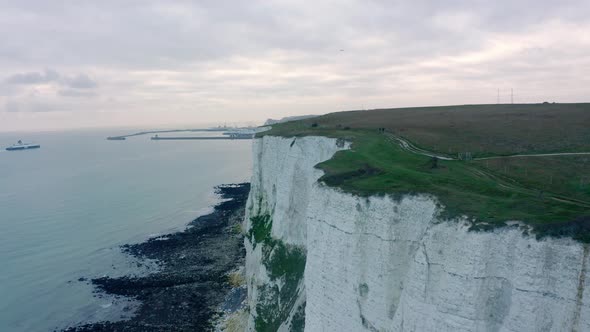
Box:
62;183;250;332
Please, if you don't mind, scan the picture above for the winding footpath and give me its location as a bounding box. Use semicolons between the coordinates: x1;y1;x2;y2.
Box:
384;132;590;209
476;152;590;160
387;133;590;161
390;135;455;160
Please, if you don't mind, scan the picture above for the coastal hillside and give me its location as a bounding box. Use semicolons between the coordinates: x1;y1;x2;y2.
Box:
243;104;590;331
263;103;590;155
260;103;590;239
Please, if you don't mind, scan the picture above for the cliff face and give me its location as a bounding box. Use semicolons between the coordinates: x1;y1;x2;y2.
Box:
244;136;590;332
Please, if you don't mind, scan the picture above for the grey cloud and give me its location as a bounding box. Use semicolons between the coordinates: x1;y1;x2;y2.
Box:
5;69;59;84
58;89;97;97
0;0;586;83
4;98;60;113
5;100;20;112
1;1;589;70
63;74;98;89
1;0;589;130
5;69;97;89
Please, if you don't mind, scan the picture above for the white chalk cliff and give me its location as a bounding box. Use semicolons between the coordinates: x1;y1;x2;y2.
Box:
244;135;590;332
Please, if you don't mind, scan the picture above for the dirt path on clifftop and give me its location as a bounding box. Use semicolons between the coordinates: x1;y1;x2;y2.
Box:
386;133;590;161
384;133;590;209
475;152;590;160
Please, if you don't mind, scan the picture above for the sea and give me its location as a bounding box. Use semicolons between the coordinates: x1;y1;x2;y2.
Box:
0;128;253;332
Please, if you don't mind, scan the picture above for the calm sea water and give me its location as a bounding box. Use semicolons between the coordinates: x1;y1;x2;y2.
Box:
0;129;252;332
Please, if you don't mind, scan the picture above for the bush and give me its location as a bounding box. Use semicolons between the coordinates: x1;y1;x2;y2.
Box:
535;216;590;242
228;272;245;287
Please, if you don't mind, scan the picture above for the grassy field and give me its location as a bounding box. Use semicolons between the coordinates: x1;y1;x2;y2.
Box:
260;103;590;241
264;103;590;157
473;156;590;203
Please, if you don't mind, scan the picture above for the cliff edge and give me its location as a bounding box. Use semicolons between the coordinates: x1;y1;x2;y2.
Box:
244;135;590;332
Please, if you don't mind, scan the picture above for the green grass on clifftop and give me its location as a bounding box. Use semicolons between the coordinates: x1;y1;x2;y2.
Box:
262;103;590;156
259;103;590;241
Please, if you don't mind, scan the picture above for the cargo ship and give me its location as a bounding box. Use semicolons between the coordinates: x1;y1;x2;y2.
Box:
6;140;41;151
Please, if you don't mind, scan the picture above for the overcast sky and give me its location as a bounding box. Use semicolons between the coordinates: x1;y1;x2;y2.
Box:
1;0;589;131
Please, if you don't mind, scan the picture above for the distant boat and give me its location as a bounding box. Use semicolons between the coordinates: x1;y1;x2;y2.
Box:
107;136;126;140
6;140;41;151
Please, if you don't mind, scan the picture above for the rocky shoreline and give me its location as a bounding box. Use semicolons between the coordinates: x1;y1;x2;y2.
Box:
63;183;250;332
